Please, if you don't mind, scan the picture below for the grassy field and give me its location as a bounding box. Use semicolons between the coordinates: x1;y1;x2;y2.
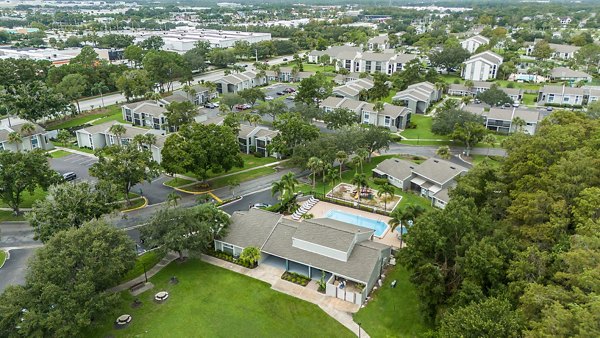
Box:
45;105;122;130
400;115;450;140
185;167;277;192
184;154;278;180
62;144;96;154
121;250;166;283
0;210;25;222
49;150;72;158
298;154;433;212
90;108;126;125
0;250;6;267
493;79;541;91
522;93;537;106
119;197;146;211
354;265;431;337
0;187;47;208
470;155;504;168
88;259;354;338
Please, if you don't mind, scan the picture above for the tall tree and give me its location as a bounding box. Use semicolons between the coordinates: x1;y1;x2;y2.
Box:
0;222;135;337
56;73;88;113
2;81;72;121
322;108;358;130
295;73;332;106
0;150;59;215
257;100;288;121
476;85;513;107
161;123;243;182
27;181;118;242
115;69;153;102
452;121;488;156
238;87;265;106
138;36;164;51
432;108;485;135
165;101;198;131
140;204;229;260
90;143;159;205
429;45;471;72
269;112;320;157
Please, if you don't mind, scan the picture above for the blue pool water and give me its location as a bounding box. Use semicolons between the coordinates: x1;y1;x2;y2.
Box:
324;210;389;237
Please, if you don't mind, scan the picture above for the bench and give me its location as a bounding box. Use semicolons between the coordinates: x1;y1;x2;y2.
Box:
129;281;146;292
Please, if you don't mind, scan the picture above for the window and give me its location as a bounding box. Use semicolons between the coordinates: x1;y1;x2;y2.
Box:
384;116;391;126
0;142;4;150
88;135;93;146
109;135;114;145
563;96;570;103
363;112;370;124
548;94;555;103
30;137;39;149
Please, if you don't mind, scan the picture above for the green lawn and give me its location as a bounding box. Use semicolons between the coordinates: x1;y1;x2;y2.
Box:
88;259;354;338
121;250;166;283
119;197;146;211
184;154;278;180
49;150;72;158
46;112;107;130
185;167;277;192
279;62;335;73
522;93;537;106
0;250;6;267
400;115;450;140
163;177;195;188
355;265;430;337
299;154;432;212
470;155;504;168
62;144;96;154
440;74;463;84
0;211;25;222
492;80;541;91
0;187;47;208
90;106;126;125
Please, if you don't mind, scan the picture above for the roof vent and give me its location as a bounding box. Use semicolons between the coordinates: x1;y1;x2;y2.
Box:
433;160;439;163
450;166;456;170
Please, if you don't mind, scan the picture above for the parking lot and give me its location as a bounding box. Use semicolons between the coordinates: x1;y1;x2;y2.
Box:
49;151;182;205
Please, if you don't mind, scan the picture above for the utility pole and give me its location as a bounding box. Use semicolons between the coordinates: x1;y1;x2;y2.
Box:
255;49;258;62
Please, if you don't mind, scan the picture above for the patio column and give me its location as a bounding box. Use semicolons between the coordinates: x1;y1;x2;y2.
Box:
285;259;289;271
308;266;312;278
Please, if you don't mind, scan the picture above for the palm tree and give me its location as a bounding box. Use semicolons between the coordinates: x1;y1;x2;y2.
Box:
464;80;475;92
271;64;281;81
109;124;126;145
335;151;348;181
324;168;337;197
256;69;267;85
373;101;385;115
434;81;448;94
271;172;298;201
436;145;452;159
8;131;22;152
351;173;368;203
92;82;109;108
182;84;197;102
166;192;181;207
307;157;323;190
512;116;526;133
482;134;497;156
461;95;473;106
228;179;240;198
389;204;426;247
246;114;262;126
145;91;162;105
356;148;369;171
377;183;395;212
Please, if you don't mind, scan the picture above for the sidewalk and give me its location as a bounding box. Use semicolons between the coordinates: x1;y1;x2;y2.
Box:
108;251;179;293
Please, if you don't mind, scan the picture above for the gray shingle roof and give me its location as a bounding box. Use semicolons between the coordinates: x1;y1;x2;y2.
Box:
550;67;591;79
413;158;468;185
261;221;384;283
293;218;371;253
373;158;415;180
221;208;282;249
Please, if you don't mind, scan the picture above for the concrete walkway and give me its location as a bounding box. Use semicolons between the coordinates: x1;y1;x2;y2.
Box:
108;251;179;293
200;254;369;338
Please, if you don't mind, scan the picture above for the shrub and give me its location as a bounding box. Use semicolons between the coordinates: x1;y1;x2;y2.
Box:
373;178;389;186
406;122;417;129
506;82;515;88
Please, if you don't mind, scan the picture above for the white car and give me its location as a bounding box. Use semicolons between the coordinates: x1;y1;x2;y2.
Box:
265;96;274;101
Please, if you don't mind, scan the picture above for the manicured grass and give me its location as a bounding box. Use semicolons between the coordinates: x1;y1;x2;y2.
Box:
0;211;25;222
522;93;537;106
380;89;397;104
470;155;504;168
163;177;195;188
280;62;335;73
354;265;431;337
49;150;72;158
88;259;354;338
184;154;278;180
441;74;463;84
45;105;122;130
0;187;47;208
186;167;277;192
299;154;433;212
90;106;126;125
492;80;541;91
119;197;146;211
120;250;166;283
400;115;450;140
0;250;6;268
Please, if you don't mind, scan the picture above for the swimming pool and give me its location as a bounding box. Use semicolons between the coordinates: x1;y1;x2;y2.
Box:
324;210;389;237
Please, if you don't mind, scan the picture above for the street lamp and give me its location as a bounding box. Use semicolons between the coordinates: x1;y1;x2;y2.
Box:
358;322;362;338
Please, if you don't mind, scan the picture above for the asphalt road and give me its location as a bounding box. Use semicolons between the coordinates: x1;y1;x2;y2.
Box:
0;247;37;293
78;55;295;112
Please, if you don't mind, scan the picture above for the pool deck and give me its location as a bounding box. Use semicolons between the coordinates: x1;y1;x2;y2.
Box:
291;201;402;249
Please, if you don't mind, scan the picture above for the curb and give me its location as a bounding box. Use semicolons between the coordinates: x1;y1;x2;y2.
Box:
121;197;148;213
457;154;473;165
0;249;9;270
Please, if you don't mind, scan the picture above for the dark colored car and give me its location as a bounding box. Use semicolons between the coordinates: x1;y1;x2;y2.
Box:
63;172;77;181
276;91;285;95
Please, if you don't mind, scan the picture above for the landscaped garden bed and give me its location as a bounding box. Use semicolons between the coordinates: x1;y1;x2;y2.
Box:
206;249;257;269
326;183;401;214
281;271;310;286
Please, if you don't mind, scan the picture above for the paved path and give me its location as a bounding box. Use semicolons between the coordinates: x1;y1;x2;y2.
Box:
108;251;179;293
200;254;369;338
383;143;506;158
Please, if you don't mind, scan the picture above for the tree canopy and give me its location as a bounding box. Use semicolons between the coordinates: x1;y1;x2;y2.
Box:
402;110;600;336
